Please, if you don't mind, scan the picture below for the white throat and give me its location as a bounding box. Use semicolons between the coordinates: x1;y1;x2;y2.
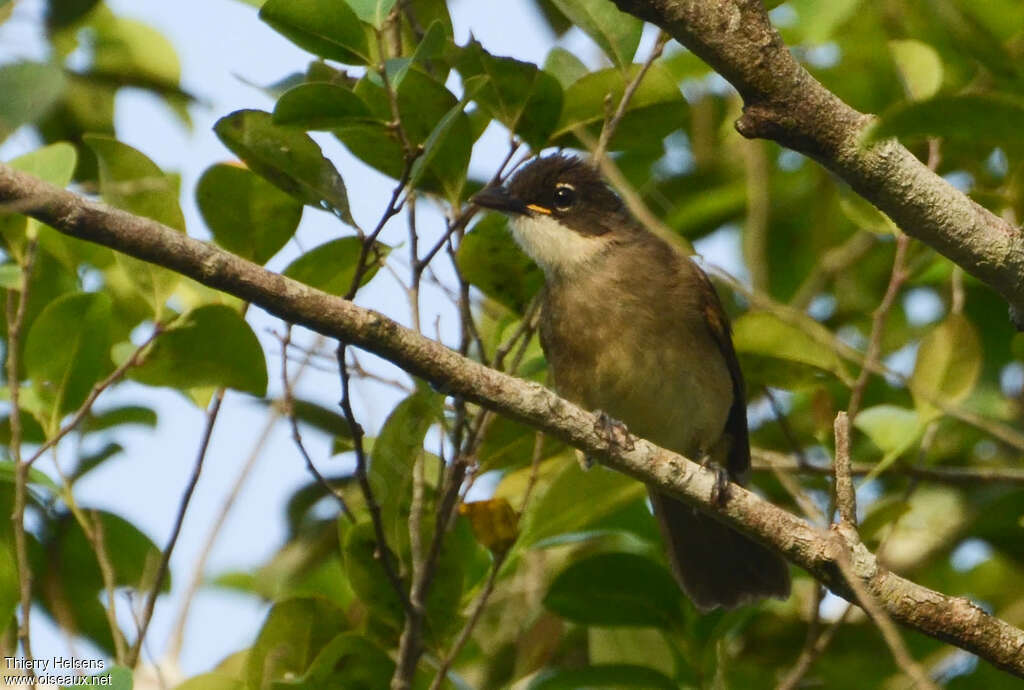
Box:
509;214;609;278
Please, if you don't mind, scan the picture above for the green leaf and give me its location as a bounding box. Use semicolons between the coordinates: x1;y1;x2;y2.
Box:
290;632;394;689
888;39;943;101
406;76;484;193
7;142;77;186
733;310;850;386
130;305;268;397
91;15;182;92
62;666;133;690
455;41;563;149
457;213;543;313
84;135;185;231
529;664;677;690
171;673;244;690
84;135;184;315
911;313;982;415
519;462;646;548
544;552;681;628
543;47;588;89
196;163;302;264
0;460;61;494
24;292;112;429
788;0;862;43
214;109;355;226
853;404;926;477
81;405;158;433
282;237;390;296
550;0;642;69
553;63;684;151
259;0;370;64
867;94;1024;147
369;387;441;547
0;62;66;141
343;521;404;627
40;510;165;655
346;0;396;28
272;82;373;130
244;597;348;688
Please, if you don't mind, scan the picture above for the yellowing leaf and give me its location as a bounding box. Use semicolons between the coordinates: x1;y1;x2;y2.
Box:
911;314;982;415
460;498;519;554
888;39;943;101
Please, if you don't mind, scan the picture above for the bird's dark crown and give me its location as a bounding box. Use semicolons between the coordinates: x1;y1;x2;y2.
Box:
475;154;628;236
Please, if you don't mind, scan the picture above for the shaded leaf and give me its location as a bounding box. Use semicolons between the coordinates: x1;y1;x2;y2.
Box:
259;0;370;64
368;387;441;547
544;552;681;628
282;237;390;296
868;94;1024;148
196;163;302;264
130;305;268;397
529;664;677;690
460;498;519;554
543;47;588;89
214;109;355;226
81;405;157;433
24;292;112;428
244;596;348;688
911;314;982;415
290;632;394;689
457;213;543;313
346;0;396;28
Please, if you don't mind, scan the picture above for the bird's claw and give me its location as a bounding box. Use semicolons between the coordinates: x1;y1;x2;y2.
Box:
700;453;731;506
593;410;634;452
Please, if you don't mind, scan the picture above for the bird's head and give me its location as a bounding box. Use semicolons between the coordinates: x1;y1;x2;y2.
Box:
472;154;629;278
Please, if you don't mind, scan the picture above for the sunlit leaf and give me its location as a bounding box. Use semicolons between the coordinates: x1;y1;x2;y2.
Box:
733;310;850;386
130;305;268;397
911;314;982;415
0;62;66;141
550;0;641;69
259;0;370;64
888;39;943;101
214;109;356;226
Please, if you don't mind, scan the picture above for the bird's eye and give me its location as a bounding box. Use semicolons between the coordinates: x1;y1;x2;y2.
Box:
553;184;576;210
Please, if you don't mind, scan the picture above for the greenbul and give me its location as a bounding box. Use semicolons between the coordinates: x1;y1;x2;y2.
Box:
473;154;790;610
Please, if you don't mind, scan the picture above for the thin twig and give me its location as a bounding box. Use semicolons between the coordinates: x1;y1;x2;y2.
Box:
338;344;411;614
832;536;939;690
847;233;910;421
167;334;325;662
750;448;1024;486
776;602;854;690
593;31;670;163
6;239;37;684
126;388;226;668
280;328;354;521
833;412;856;526
26;325;163;467
427;551;508;690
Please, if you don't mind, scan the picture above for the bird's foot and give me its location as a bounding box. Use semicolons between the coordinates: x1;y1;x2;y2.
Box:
699;453;731;506
593;410;634;452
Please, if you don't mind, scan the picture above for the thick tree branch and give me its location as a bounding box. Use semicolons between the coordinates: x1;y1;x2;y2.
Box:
610;0;1024;327
1;165;1023;678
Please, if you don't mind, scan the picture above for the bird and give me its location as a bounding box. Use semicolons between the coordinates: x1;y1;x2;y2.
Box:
472;154;791;611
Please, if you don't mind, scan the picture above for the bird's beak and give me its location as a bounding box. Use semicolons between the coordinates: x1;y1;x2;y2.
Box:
472;186;528;215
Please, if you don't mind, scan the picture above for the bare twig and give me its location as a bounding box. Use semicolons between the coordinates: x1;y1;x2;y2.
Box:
6;239;37;684
751;448;1024;486
4;165;1024;677
742;138;771;291
26;325;163;467
832;533;939;690
833;412;856;526
280;328;354;521
126;388;226;668
593;31;670;163
847;233;910;421
427;551;508;690
776;601;854;690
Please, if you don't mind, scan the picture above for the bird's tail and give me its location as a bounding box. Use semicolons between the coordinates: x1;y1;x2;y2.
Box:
649;489;791;611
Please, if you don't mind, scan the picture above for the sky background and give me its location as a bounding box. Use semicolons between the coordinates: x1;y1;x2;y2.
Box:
0;0;746;679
